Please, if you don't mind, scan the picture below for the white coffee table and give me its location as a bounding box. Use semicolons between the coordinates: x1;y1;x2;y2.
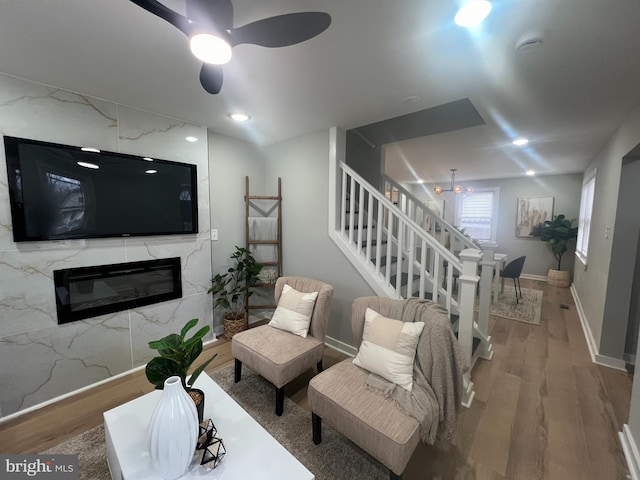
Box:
103;372;314;480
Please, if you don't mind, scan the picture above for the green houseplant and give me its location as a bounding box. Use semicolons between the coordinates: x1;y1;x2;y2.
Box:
209;246;263;339
145;318;217;422
531;214;578;286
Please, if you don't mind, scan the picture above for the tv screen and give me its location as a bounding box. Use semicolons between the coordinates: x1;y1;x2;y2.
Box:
3;136;198;242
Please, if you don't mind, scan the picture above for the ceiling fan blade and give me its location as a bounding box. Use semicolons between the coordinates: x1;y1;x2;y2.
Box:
229;12;331;47
186;0;234;31
199;64;224;94
130;0;193;36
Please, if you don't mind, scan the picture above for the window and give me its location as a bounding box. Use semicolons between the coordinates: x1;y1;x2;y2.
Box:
455;188;499;241
576;172;596;264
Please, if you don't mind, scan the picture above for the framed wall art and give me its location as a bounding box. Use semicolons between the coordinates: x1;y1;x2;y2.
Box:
516;196;554;237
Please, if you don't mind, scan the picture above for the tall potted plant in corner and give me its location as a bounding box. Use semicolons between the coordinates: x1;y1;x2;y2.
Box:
531;214;578;287
145;318;217;423
209;246;263;340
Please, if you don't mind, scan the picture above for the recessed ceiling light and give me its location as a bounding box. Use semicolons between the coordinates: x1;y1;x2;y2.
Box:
185;136;198;142
189;34;232;65
417;179;424;184
143;157;154;162
513;137;529;146
455;1;492;27
229;113;250;122
145;169;158;174
77;161;99;169
526;170;536;176
81;147;100;153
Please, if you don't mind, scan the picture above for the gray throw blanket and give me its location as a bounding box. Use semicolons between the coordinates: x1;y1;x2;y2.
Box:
365;298;468;446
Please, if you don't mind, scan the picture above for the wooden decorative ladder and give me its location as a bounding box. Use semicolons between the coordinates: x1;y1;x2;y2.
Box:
245;176;283;320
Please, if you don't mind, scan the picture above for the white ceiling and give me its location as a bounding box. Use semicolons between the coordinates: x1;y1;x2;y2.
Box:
1;0;639;183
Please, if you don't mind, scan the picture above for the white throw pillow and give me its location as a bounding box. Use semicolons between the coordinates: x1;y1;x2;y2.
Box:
352;308;425;391
268;284;318;338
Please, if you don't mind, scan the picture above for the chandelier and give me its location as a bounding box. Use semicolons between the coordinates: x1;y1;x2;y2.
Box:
434;169;473;195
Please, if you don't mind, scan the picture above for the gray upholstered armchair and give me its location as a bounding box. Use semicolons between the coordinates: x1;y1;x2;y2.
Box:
308;296;466;480
231;276;334;415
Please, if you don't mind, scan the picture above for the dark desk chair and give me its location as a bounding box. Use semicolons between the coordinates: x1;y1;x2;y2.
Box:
500;256;526;304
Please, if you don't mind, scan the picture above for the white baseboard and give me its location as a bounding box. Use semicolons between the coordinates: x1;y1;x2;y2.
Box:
324;335;357;357
0;363;145;424
596;354;628;371
570;284;627;372
620;424;640;480
461;377;475;409
0;336;219;424
521;273;547;282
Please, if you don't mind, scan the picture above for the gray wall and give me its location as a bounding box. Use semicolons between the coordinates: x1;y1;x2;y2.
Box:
411;174;582;278
207;129;374;347
208;132;267;331
566;100;640;450
603;157;640;360
345;129;383;189
263;130;375;346
573;101;640;357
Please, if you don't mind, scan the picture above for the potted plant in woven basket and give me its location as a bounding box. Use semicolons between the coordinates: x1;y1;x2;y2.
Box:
531;214;578;287
145;318;217;423
209;246;263;340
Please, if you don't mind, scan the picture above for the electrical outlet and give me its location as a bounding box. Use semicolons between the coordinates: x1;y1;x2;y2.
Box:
211;229;218;241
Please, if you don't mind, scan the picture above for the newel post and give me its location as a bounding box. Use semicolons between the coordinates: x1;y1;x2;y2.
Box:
457;248;481;408
476;241;496;361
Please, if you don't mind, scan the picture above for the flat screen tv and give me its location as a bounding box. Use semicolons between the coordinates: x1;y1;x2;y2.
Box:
3;135;198;242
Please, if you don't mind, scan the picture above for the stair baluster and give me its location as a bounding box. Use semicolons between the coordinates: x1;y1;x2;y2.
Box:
328;129;492;407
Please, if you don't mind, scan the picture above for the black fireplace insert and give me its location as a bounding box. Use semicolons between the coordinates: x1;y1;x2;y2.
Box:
54;257;182;324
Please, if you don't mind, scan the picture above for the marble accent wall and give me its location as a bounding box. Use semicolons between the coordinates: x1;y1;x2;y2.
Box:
0;74;213;417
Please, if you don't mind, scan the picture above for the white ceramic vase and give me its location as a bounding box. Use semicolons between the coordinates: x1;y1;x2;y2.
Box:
148;376;199;480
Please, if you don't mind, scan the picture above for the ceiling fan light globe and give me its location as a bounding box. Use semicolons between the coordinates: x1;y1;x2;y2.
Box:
454;185;463;194
190;34;232;65
455;1;492;27
434;186;443;195
466;186;474;193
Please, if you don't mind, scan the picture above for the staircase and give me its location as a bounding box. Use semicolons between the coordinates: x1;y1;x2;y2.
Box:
328;128;495;407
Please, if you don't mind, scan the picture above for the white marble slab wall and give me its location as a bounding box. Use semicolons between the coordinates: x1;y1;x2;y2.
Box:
0;74;213;417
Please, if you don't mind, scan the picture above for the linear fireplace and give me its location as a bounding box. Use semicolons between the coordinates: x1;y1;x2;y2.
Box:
53;257;182;324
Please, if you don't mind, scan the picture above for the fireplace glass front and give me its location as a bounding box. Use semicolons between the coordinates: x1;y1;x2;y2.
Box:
54;257;182;324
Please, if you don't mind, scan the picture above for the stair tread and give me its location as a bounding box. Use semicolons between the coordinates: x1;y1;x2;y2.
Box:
377;255;398;267
452;331;482;355
412;290;433;301
361;239;387;247
390;272;420;286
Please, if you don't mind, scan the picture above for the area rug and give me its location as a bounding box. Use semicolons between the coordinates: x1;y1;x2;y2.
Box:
482;285;543;325
42;365;388;480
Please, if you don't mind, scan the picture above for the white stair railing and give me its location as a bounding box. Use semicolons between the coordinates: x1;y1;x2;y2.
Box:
340;164;461;303
383;175;475;255
382;175;498;362
332;162;481;405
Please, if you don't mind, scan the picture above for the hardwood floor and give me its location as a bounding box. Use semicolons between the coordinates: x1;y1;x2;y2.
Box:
0;279;633;480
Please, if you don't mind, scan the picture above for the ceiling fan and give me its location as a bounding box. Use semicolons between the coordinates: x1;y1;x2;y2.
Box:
130;0;332;94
